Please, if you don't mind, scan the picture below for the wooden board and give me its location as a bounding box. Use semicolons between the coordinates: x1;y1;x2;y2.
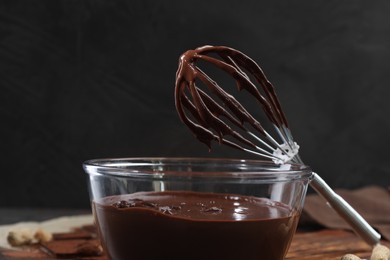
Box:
287;229;390;259
1;228;388;259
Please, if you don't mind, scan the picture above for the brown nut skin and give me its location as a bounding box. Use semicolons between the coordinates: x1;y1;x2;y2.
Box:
7;229;34;246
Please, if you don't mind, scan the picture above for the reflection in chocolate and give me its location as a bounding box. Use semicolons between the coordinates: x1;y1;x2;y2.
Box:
93;191;299;260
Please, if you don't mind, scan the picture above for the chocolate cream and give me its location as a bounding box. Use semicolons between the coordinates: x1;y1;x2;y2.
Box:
93;191;299;260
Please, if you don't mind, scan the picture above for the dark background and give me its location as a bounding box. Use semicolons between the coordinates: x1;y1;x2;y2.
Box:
1;0;389;209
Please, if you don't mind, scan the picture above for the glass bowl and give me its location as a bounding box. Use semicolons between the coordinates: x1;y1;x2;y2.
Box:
83;157;313;260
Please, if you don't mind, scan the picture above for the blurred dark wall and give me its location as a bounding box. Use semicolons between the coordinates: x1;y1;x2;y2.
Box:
1;0;389;208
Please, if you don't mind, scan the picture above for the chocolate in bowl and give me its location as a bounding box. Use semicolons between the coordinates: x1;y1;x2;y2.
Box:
84;158;312;260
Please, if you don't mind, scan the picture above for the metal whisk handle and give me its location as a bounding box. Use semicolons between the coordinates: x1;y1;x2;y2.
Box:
310;173;381;246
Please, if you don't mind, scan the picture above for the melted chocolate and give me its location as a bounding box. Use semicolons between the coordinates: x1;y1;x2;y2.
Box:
93;191;299;260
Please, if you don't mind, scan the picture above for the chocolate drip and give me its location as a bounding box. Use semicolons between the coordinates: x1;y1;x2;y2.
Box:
175;45;290;154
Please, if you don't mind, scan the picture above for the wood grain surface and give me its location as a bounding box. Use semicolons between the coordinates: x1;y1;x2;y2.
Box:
287;229;390;259
1;228;389;259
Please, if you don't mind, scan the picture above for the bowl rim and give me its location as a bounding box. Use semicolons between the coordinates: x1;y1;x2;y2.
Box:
83;157;313;181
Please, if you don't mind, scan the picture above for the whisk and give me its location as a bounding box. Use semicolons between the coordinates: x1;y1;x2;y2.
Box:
175;45;381;246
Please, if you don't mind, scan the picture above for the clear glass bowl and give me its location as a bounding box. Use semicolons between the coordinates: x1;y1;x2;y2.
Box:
83;157;313;260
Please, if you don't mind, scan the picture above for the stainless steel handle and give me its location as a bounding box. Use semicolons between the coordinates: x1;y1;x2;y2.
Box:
309;173;381;246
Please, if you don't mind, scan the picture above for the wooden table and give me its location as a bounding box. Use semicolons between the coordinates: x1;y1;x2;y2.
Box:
1;228;389;259
287;229;389;259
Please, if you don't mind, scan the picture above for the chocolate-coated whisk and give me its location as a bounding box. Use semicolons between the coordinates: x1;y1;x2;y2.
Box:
176;46;302;165
175;45;381;246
